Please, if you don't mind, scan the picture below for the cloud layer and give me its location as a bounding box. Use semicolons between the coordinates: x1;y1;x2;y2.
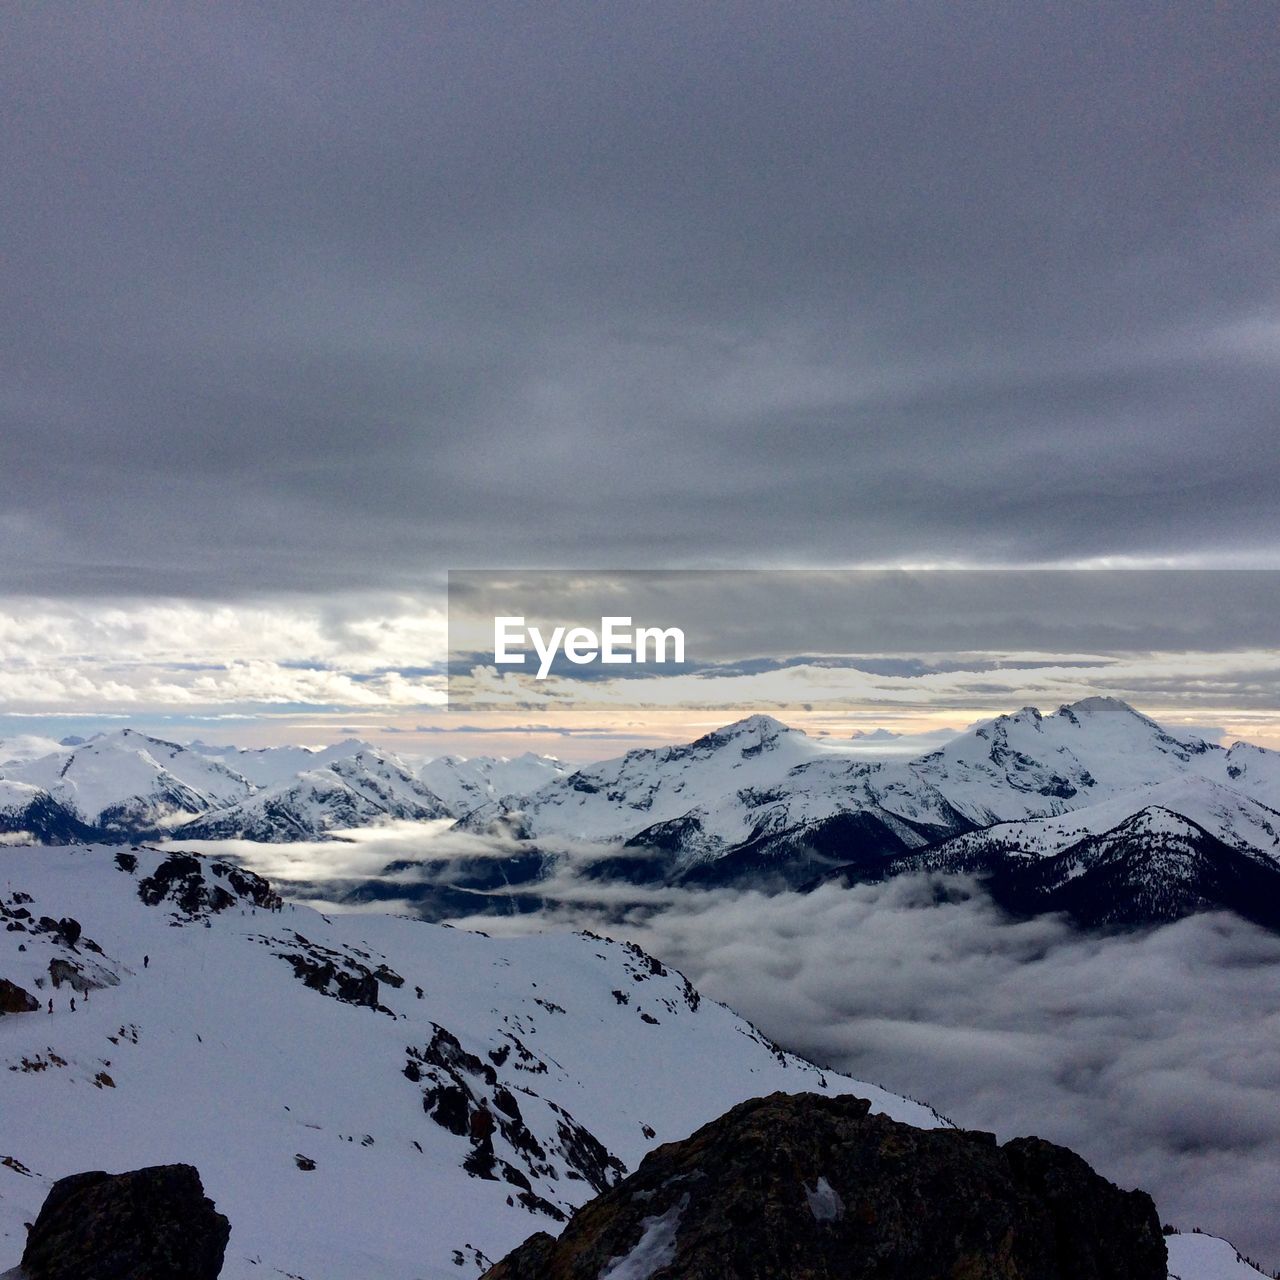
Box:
3;2;1279;596
449;872;1280;1265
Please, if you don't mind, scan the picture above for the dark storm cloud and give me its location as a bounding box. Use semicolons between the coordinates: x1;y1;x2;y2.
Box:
449;569;1280;658
3;1;1278;595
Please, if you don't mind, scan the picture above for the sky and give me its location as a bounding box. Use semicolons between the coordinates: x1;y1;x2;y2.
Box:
2;1;1278;751
4;12;1280;1261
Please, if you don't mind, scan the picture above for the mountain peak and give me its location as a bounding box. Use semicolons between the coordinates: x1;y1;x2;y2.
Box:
692;714;797;752
1118;805;1205;839
1054;696;1164;727
97;727;186;751
711;713;793;739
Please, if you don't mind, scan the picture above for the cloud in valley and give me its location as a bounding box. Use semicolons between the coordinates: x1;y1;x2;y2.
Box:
433;867;1280;1267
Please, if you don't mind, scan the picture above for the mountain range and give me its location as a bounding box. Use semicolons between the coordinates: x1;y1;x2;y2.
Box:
6;699;1280;933
399;698;1280;933
0;731;563;844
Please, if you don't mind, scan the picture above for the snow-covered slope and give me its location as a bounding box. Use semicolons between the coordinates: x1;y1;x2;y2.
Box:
1167;1231;1274;1280
417;753;566;818
0;845;939;1280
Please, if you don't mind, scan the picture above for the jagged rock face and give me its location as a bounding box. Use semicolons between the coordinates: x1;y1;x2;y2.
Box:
20;1162;230;1280
0;976;39;1014
133;851;282;918
482;1092;1166;1280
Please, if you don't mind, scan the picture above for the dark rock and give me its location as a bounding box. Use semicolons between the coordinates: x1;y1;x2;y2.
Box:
139;853;281;918
0;977;39;1015
20;1162;229;1280
481;1092;1165;1280
493;1087;523;1121
275;931;399;1013
425;1083;473;1137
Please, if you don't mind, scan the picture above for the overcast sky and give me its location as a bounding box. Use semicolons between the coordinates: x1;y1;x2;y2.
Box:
2;2;1278;741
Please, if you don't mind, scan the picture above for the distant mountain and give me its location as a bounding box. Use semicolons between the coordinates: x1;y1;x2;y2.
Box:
0;779;101;845
0;734;67;765
0;733;561;844
0;844;940;1278
456;713;966;888
858;792;1280;932
2;729;253;832
9;703;1280;933
417;752;567;817
440;699;1280;931
173;749;453;841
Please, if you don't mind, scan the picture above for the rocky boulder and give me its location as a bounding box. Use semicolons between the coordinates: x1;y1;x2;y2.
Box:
20;1162;230;1280
0;977;39;1015
482;1092;1165;1280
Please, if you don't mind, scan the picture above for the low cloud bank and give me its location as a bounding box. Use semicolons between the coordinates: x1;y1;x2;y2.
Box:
459;874;1280;1267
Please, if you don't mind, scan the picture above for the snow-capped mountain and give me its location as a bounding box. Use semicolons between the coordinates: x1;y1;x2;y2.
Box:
9;701;1280;932
442;700;1280;929
454;713;961;884
0;844;938;1280
173;749;453;841
417;753;567;818
1;730;254;833
0;735;68;766
0;734;564;845
865;783;1280;932
0;778;101;845
907;775;1280;867
475;698;1277;854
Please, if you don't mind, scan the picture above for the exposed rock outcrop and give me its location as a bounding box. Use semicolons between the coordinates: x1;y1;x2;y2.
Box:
0;976;39;1014
482;1092;1166;1280
137;851;281;917
20;1162;230;1280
